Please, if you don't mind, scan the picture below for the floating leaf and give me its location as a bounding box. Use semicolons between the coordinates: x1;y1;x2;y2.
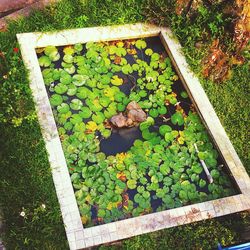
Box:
67;84;77;96
74;43;83;52
199;179;206;188
135;40;147;49
149;109;159;118
151;53;160;61
57;103;70;114
92;112;105;124
159;125;172;136
54;83;68;94
160;163;171;175
70;99;83;110
80;107;92;119
127;179;137;189
115;47;127;57
111;75;123;86
72;74;89;86
158;106;167;115
60;74;72;85
145;48;153;56
63;46;74;55
181;91;188;98
191;164;203;174
50;94;63;106
122;64;133;75
86;121;98;132
171;112;184;126
39;56;51;67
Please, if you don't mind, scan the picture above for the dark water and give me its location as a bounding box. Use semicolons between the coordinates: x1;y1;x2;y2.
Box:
100;127;142;155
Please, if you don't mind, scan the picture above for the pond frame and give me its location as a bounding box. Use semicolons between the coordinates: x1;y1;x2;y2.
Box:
17;23;250;250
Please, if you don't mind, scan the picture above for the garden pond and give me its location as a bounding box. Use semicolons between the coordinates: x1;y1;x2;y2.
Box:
37;36;238;227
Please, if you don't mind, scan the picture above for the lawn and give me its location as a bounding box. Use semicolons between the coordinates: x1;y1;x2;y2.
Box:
0;0;249;249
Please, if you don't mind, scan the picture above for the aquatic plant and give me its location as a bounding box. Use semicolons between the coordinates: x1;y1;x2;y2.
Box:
38;37;235;227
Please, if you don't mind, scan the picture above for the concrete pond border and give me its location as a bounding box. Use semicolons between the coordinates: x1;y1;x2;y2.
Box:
17;23;250;250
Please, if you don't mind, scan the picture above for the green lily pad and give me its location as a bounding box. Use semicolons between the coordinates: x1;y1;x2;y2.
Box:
70;99;83;110
50;94;63;106
145;48;153;56
171;112;184;126
151;53;160;61
159;125;172;136
63;54;74;64
181;91;188;98
39;56;51;67
135;40;147;49
57;103;70;114
54;83;68;94
60;74;72;85
149;109;159;118
76;87;89;99
122;64;133;75
127;179;137;189
80;107;92;119
92;112;105;124
72;74;89;86
67;84;77;96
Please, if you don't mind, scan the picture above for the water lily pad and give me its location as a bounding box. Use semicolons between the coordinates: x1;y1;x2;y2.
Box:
70;99;83;110
171;112;184;126
145;48;153;56
57;103;70;114
181;91;188;98
115;47;126;57
92;112;105;124
50;94;63;106
86;121;98;132
54;83;68;94
80;107;92;119
60;74;72;85
159;125;172;136
111;75;123;86
127;179;137;189
158;106;167;115
72;74;89;86
39;56;51;67
122;64;133;74
67;84;77;96
135;40;147;49
151;53;160;61
63;54;74;64
149;108;159;118
74;43;83;52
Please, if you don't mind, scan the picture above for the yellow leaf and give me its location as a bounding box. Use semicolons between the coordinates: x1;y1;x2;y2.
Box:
111;75;123;86
86;121;98;132
117;41;124;47
85;194;91;202
63;46;74;55
178;136;185;145
107;202;113;210
36;48;44;54
81;215;88;225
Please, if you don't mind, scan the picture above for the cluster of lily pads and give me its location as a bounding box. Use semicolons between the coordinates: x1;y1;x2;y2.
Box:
38;37;235;227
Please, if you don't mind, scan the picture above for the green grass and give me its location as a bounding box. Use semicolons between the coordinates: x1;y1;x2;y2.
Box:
0;0;249;249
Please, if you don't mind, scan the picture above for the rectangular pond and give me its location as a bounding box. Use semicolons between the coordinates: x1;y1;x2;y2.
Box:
17;23;250;250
